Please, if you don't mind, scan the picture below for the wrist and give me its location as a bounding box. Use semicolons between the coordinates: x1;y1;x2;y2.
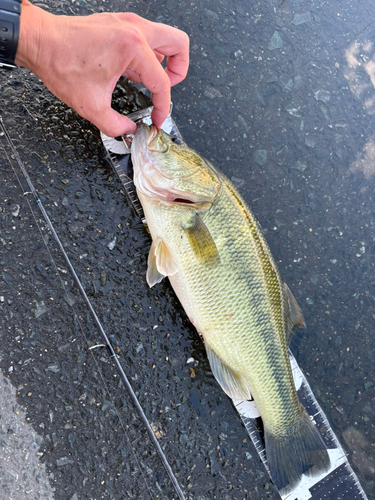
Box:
14;0;54;71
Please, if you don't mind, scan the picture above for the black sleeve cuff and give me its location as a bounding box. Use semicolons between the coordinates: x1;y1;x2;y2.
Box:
0;0;22;68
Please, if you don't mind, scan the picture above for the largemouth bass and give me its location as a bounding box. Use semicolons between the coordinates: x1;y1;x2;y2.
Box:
131;123;330;492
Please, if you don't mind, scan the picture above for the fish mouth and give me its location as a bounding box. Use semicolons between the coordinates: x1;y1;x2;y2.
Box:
145;124;160;151
132;122;154;150
133;122;169;155
132;123;217;205
171;197;195;204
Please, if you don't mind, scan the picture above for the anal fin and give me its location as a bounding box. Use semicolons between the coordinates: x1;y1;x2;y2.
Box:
205;343;252;401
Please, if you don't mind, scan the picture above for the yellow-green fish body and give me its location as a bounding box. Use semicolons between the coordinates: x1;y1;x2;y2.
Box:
131;124;329;492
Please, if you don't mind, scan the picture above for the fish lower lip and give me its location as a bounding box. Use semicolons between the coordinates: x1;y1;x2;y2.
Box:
123;134;133;148
146;124;158;147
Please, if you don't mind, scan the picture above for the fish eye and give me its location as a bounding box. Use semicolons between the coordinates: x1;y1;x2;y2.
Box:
171;136;183;146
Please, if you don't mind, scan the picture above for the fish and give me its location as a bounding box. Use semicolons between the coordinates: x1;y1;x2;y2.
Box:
131;123;330;492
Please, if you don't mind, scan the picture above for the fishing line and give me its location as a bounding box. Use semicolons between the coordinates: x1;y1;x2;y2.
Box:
0;116;186;500
354;18;375;37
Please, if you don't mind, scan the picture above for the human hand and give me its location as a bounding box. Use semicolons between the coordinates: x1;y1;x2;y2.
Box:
15;1;189;136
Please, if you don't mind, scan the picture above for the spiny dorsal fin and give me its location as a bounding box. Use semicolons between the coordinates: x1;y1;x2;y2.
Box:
182;213;220;266
146;239;179;287
205;343;252;401
283;283;305;343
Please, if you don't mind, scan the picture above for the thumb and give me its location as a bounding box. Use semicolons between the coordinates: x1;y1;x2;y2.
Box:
92;108;137;137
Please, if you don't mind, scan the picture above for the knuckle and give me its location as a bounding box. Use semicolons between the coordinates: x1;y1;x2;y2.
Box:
114;13;145;47
120;12;142;25
123;27;144;48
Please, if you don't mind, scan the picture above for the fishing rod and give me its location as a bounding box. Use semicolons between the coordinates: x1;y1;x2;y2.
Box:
0;115;186;500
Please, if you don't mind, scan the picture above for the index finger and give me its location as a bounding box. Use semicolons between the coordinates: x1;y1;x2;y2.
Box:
128;44;172;128
142;21;190;86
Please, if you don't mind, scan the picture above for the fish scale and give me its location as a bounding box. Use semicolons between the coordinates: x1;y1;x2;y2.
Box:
138;160;300;433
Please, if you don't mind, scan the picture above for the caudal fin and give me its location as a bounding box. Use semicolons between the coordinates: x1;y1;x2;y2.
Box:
265;407;330;493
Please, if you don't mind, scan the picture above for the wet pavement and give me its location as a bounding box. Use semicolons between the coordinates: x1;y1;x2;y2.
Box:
1;0;375;499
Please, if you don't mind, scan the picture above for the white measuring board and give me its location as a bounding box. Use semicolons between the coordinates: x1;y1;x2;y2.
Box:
101;108;368;500
234;354;367;500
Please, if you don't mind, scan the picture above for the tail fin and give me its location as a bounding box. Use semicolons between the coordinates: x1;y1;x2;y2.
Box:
265;407;330;493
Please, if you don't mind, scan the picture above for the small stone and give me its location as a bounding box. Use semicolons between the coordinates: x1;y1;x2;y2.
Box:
56;457;74;467
305;135;316;148
319;105;330;124
268;31;284;50
189;368;196;378
34;303;48;318
3;87;15;97
292;160;308;172
287;108;301;117
64;294;75;307
316;149;329;159
231;176;245;188
204;86;223;99
45;365;60;373
10;204;20;217
254;150;267;166
310;274;320;285
254;87;266;107
342;386;357;406
102;401;111;412
314;90;331;102
107;236;116;250
283;79;294;92
292;12;312;25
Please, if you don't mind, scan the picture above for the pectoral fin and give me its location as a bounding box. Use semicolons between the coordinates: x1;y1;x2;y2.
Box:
146;241;164;287
182;213;220;265
205;344;252;401
146;239;179;287
283;283;305;343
